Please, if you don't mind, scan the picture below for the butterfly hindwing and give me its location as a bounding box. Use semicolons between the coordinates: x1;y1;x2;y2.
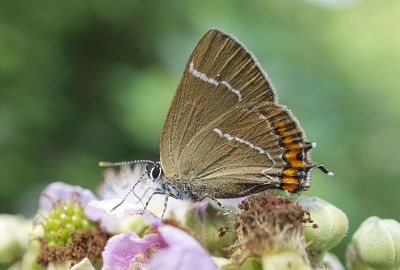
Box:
176;101;313;198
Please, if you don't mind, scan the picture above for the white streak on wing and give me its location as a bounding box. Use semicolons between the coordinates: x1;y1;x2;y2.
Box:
189;62;242;101
213;128;223;136
261;168;280;183
189;63;219;86
223;133;234;141
213;128;275;164
220;81;241;100
261;168;272;175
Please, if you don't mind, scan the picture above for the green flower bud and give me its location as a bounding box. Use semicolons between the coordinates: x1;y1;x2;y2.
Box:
347;216;400;270
17;249;44;270
322;252;346;270
298;197;348;253
346;243;375;270
0;214;30;264
184;202;236;257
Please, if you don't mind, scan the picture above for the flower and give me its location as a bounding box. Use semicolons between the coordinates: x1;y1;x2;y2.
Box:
85;165;165;234
36;182;108;267
149;225;217;270
102;224;217;270
230;193;313;270
36;210;108;267
102;232;166;270
86;165;196;232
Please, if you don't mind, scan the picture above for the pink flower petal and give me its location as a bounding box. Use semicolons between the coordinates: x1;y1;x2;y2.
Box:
39;182;97;211
85;199;161;233
149;226;217;270
103;232;166;270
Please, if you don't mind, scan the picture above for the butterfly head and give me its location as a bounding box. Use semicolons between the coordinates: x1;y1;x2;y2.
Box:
147;161;163;182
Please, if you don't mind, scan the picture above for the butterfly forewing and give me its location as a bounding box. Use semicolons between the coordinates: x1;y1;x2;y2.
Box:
160;29;277;177
160;28;314;198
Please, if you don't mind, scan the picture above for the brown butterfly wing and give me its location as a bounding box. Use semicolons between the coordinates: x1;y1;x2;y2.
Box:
177;101;314;198
160;29;277;177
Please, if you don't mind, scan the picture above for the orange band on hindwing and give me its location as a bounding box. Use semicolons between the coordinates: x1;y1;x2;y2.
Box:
271;119;313;193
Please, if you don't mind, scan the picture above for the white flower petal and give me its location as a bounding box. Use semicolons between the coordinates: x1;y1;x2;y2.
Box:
70;258;95;270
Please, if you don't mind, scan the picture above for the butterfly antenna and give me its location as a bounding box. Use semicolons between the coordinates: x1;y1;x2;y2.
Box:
316;164;334;176
99;160;154;167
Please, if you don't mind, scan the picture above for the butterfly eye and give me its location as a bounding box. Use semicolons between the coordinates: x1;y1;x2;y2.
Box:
149;164;162;180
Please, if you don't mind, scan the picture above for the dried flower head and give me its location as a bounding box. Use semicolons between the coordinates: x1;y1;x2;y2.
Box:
37;227;108;266
230;193;312;261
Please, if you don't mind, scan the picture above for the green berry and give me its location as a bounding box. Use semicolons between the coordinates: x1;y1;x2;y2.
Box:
42;201;94;246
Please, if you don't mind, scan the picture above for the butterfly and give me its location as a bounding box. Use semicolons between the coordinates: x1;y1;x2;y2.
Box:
100;29;332;217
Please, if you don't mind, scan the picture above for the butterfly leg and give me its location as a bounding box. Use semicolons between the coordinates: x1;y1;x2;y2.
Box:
161;193;169;219
112;173;148;211
198;194;238;216
134;187;157;207
141;188;165;215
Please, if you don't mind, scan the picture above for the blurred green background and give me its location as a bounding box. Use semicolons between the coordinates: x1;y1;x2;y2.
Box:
0;0;399;261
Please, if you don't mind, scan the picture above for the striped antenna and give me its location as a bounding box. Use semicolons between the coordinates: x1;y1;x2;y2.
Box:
98;160;154;167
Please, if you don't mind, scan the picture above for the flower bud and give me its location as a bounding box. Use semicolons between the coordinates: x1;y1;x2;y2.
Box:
298;197;348;253
346;243;374;270
184;201;236;257
0;214;30;264
17;249;43;270
323;252;346;270
347;216;400;270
